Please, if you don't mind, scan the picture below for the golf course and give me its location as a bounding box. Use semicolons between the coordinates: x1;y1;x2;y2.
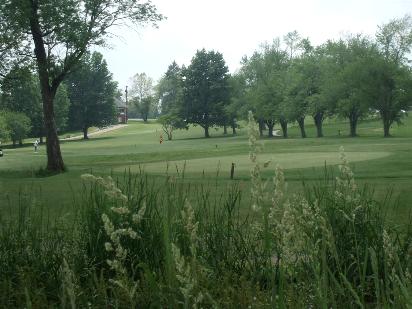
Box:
3;0;412;306
1;115;411;223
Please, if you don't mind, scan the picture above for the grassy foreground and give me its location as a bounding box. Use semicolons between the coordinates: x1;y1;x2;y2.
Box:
0;114;412;307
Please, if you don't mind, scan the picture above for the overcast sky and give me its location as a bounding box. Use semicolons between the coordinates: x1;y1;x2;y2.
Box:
97;0;411;90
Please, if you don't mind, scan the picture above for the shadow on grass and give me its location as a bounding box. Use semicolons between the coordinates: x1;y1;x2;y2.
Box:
0;166;70;179
0;169;35;179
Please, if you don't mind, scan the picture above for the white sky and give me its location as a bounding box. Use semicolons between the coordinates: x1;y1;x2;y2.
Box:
98;0;412;89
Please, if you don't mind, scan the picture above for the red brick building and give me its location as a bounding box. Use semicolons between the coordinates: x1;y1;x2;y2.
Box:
115;97;128;124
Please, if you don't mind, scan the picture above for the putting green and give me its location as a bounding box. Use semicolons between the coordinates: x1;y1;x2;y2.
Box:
116;151;390;175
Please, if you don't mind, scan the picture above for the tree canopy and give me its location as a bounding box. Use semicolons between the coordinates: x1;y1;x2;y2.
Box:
129;72;155;122
181;49;230;138
1;66;70;140
66;52;117;139
156;61;184;116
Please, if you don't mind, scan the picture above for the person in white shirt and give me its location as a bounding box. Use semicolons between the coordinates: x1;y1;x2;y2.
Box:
34;140;39;153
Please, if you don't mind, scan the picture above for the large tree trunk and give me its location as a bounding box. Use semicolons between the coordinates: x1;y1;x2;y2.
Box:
258;119;265;137
266;120;275;137
43;93;65;171
297;117;306;138
30;2;65;172
204;126;210;138
83;126;89;139
383;118;391;137
231;123;236;135
349;113;358;137
313;112;324;138
280;118;288;138
39;136;44;144
223;125;227;135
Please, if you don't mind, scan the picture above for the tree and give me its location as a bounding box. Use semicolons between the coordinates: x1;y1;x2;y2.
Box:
136;95;155;122
129;72;154;122
241;41;288;137
322;36;378;137
1;0;163;172
156;61;183;115
284;63;309;138
1;67;70;141
364;54;412;137
54;84;70;133
373;15;412;137
0;67;43;139
225;74;247;135
158;114;187;141
376;15;412;65
0;112;10;142
66;52;117;139
306;47;329;138
4;111;31;146
284;30;302;60
281;32;312;138
181;49;230;138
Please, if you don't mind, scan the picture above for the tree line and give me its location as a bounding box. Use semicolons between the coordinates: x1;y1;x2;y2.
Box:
155;16;412;140
0;52;118;145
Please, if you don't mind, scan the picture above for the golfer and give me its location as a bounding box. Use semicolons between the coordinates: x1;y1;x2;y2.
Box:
34;140;39;152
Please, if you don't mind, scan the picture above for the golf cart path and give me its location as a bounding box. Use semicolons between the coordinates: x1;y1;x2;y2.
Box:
61;124;128;140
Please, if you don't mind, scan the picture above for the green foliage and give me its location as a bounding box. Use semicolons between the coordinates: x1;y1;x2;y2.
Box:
0;67;43;138
364;52;412;137
321;36;379;136
156;61;184;116
3;111;31;146
66;52;117;138
0;67;71;137
376;14;412;65
0;112;10;142
241;40;289;137
1;0;163;87
129;72;155;122
158;113;187;140
181;49;230;137
54;84;71;133
224;74;247;134
136;95;156;122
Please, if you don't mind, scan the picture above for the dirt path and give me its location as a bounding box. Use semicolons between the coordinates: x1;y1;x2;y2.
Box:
61;124;128;141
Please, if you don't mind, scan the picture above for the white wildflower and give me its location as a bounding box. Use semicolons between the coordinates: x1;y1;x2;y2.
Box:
81;173;97;181
132;203;146;224
102;214;114;235
111;207;130;215
105;242;114;252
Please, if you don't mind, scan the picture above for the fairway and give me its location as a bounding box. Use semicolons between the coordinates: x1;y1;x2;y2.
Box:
1;117;412;223
122;151;390;175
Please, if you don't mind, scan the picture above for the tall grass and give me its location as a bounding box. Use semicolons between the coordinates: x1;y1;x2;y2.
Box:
0;113;411;307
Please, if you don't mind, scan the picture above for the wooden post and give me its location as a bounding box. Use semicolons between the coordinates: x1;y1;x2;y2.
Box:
125;86;128;123
230;163;235;180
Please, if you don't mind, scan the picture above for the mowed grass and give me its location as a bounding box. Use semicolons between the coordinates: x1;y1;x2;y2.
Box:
1;116;412;223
